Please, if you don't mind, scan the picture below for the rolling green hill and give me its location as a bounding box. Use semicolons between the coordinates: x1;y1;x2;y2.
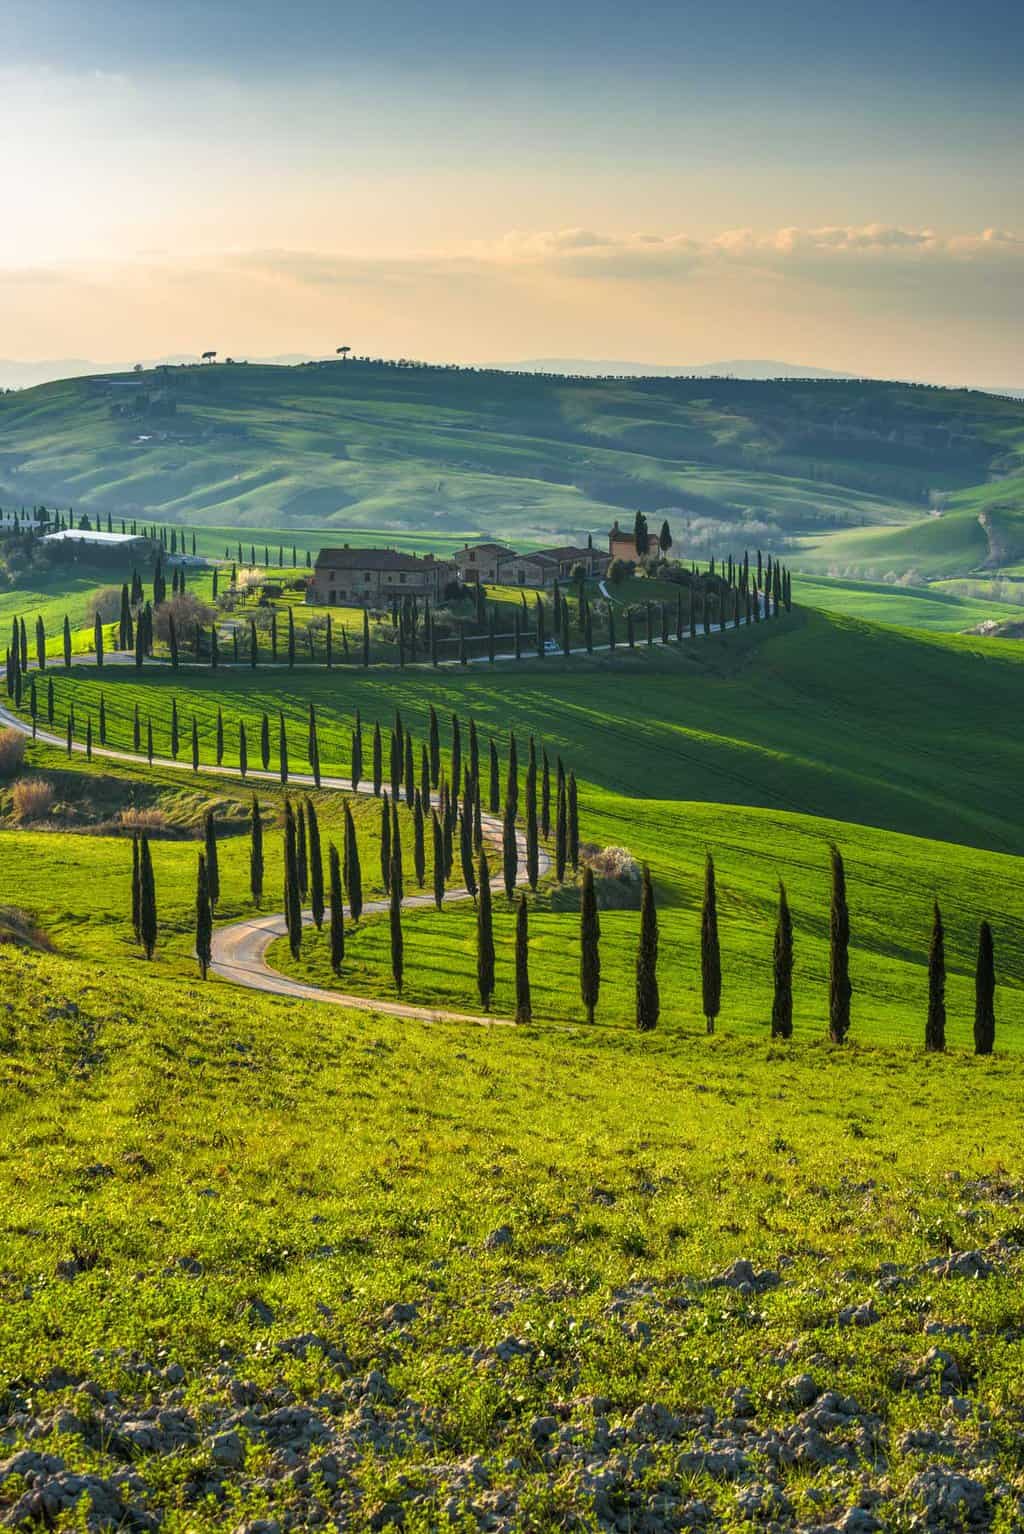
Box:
2;364;1022;565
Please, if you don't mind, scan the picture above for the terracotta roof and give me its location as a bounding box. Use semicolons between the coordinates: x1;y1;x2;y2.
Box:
314;547;442;572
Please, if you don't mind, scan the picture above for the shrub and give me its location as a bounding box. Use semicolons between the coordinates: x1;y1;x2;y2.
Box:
118;806;170;833
606;558;634;585
152;592;215;644
85;586;123;623
0;729;26;779
11;778;55;822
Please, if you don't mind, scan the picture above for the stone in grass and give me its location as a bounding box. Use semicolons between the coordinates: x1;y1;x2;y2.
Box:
6;1473;127;1530
906;1467;988;1528
483;1225;514;1251
922;1250;994;1281
838;1301;880;1328
211;1432;246;1469
708;1258;781;1296
785;1373;821;1408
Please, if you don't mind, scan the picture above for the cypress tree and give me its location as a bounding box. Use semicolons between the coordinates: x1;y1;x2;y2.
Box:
389;728;401;802
308;704;321;787
431;810;445;909
514;893;532;1024
203;808;220;911
146;716;154;765
525;745;539;890
329;843;345;973
284;800;302;959
380;792;391;894
925;900;946;1052
568;771;579;870
195;853;213;979
502;796;518;900
132;702;141;752
325;613;333;668
239;720;248;777
139;833;158;959
35;616;46;671
287;606;296;668
94;612;104;667
828;844;852;1043
216;706;224;764
635;864;659;1031
701;852;722;1034
306;797;324;927
296;802;308;899
344;800;363;921
476;848;495;1009
580;863;601;1024
278;710;289;783
404;730;415;810
555;765;567;881
771;881;793;1040
460;793;477;899
413;790;426;886
428;705;440;786
506;732;519;817
169;697;179;757
608;604;617;651
260;711;270;771
488;739;500;814
389;851;404;992
974;921;995;1055
131;834;141;941
351;709;363;791
98;692;107;745
250;794;264;906
541;748;551;840
451;714;461;796
250;618;258;667
362;608;370;667
63;614;71;669
390;798;404;900
191;715;199;772
372;721;383;795
536;594;545;659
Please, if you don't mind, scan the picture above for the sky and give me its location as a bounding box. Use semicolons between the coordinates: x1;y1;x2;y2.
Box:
2;0;1022;385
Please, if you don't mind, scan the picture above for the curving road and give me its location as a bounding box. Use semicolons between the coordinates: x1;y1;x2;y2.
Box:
0;699;547;1029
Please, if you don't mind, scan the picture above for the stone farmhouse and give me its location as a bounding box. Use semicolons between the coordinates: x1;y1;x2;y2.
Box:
608;519;660;562
307;547;454;606
453;541;605;588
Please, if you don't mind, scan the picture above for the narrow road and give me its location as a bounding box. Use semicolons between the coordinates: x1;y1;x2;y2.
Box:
0;701;547;1029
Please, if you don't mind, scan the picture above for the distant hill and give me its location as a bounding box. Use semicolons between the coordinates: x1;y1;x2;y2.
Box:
0;360;1021;572
509;357;860;381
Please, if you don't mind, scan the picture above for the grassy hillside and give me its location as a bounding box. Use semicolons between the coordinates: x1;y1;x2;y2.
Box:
3;364;1022;553
792;572;1023;632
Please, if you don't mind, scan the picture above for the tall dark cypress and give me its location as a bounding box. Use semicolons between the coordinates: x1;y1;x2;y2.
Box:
420;742;431;811
525;744;539;890
278;710;289;784
195;853;213;980
63;614;71;669
451;715;461;798
146;716;154;765
404;731;415;810
216;706;224;765
306;796;324;928
701;852;722;1034
389;728;402;802
131;834;141;941
580;863;601;1024
390;798;404;901
431;810;445;909
308;704;321;788
771;881;793;1040
296;802;309;899
344;800;363;921
502;796;518;900
541;748;551;840
567;771;579;871
828;844;852;1043
35;615;46;671
514;893;531;1025
372;721;383;795
94;612;104;667
239;720;248;778
974;921;995;1055
191;716;199;772
389;851;404;992
380;792;391;894
428;705;440;787
351;709;363;791
260;711;270;771
555;764;568;881
284;800;302;959
328;843;345;973
362;608;370;667
460;794;477;900
926;900;946;1053
489;739;500;815
203;808;220;911
635;864;659;1032
469;717;480;783
170;697;180;758
132;703;141;752
99;693;107;746
139;833;158;960
413;790;426;887
250;794;264;906
287;606;296;668
476;848;495;1009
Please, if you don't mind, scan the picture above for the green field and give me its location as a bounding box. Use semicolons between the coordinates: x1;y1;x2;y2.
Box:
2;591;1024;1528
791;572;1023;632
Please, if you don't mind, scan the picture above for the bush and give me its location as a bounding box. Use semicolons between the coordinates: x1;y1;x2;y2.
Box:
152;592;215;644
86;586;123;623
0;729;26;779
11;778;55;823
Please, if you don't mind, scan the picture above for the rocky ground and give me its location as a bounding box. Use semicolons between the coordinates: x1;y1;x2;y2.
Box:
2;1200;1022;1531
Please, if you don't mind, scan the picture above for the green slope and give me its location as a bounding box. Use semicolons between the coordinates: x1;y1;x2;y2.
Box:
3;364;1023;552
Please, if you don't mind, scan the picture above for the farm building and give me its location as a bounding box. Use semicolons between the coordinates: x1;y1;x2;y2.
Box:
452;542;515;583
307;547;454;606
608;520;660;561
43;529;152;554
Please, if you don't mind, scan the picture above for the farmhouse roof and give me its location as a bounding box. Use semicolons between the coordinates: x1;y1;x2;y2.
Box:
314;546;441;572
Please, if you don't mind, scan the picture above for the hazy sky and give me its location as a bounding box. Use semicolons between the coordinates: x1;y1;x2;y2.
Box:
3;0;1022;383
